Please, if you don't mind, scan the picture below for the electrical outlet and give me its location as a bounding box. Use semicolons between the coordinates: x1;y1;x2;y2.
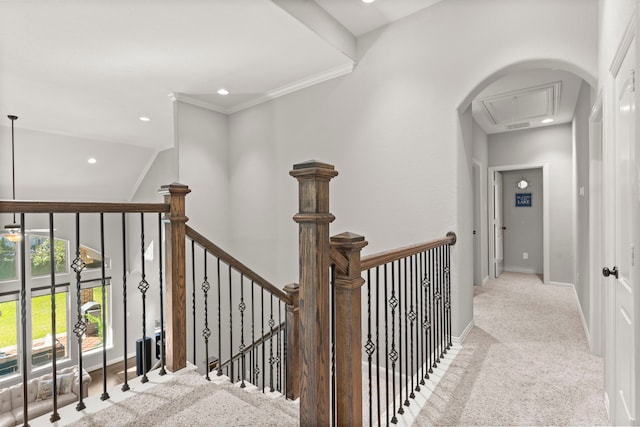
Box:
523;252;528;260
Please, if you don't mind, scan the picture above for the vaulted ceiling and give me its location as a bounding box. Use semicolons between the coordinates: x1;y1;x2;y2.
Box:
0;0;586;202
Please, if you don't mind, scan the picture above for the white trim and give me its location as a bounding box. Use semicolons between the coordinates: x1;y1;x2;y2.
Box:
482;275;490;285
610;11;637;78
548;281;574;288
604;392;610;420
228;62;355;113
169;92;228;114
452;319;474;345
571;283;591;348
488;163;550;283
168;62;355;115
503;266;539;274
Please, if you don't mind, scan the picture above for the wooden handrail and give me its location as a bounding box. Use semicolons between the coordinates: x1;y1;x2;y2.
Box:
360;232;457;271
185;225;291;305
0;200;169;214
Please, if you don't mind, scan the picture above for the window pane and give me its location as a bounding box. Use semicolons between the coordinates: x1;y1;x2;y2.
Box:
80;245;111;270
0;237;17;282
30;236;68;277
0;298;18;378
81;285;109;352
31;292;68;367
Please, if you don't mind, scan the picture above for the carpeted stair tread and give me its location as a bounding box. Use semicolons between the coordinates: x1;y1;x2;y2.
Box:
68;372;298;426
214;380;300;420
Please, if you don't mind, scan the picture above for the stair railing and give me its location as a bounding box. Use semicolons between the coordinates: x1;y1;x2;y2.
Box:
185;225;298;397
290;160;457;426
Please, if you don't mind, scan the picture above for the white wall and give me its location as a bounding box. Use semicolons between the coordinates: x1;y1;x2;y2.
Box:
489;124;574;285
174;101;230;247
131;148;178;203
502;168;544;274
225;0;597;338
573;80;592;329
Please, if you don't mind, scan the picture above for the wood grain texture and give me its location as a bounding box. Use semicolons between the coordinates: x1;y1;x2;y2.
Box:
0;200;169;213
290;161;337;426
159;183;190;372
361;233;456;271
284;283;300;400
331;232;368;427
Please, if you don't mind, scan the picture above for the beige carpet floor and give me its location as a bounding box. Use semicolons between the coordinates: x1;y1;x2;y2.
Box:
414;272;609;426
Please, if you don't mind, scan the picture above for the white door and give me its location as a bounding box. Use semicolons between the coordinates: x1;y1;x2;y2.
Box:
607;37;637;425
494;171;504;278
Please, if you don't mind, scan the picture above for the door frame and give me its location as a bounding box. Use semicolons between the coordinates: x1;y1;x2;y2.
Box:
588;89;605;357
488;163;550;282
472;160;483;285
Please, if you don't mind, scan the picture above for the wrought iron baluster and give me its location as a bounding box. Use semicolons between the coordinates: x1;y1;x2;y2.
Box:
216;257;222;376
48;214;61;422
157;214;166;375
191;240;196;365
419;251;426;385
384;264;389;427
277;300;282;392
429;248;435;373
251;282;256;385
408;255;416;399
72;213;88;407
121;213;130;392
138;213;150;383
268;294;275;392
261;288;265;392
99;214;110;401
446;244;452;349
365;270;374;427
19;216;29;424
438;245;444;359
375;267;381;427
331;264;336;425
239;274;246;388
413;253;420;392
229;265;233;383
202;250;211;381
389;261;398;424
398;259;405;413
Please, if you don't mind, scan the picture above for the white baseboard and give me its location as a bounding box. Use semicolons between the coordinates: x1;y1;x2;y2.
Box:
570;284;591;348
452;319;474;345
504;267;539;274
604;392;610;420
482;275;489;285
548;281;574;288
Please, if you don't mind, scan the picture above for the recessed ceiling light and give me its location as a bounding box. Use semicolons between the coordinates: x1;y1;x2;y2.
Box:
139;116;150;122
88;158;97;164
362;0;376;3
541;118;554;124
217;88;230;96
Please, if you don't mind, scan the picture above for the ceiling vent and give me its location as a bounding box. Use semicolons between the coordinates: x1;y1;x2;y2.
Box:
479;81;562;125
506;122;530;130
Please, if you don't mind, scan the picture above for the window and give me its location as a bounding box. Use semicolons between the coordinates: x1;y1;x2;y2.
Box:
80;281;110;353
0;237;17;282
80;245;111;270
31;289;69;368
0;294;19;378
30;236;68;277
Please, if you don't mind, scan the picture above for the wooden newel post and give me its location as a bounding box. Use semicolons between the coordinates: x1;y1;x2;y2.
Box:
159;183;191;372
284;283;300;400
290;160;338;427
331;232;368;427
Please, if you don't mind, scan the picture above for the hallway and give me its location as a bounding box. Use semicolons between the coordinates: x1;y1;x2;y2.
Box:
415;272;608;426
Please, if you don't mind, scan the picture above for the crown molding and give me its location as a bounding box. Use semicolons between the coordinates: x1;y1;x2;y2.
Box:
227;62;355;114
169;61;354;115
610;9;636;78
168;93;228;114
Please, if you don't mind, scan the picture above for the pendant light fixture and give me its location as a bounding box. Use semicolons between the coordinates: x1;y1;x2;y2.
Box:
3;115;22;243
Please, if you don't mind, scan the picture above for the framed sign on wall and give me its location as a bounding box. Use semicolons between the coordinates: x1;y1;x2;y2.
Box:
515;193;532;207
